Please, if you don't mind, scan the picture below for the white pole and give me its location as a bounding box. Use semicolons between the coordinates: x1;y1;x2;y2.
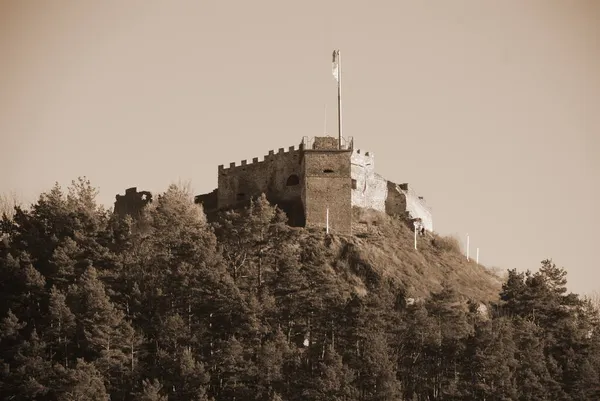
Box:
414;222;417;250
337;50;342;149
466;233;470;261
326;207;329;234
476;247;479;264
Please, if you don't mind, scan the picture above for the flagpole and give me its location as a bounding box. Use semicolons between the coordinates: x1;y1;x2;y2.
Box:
337;50;342;149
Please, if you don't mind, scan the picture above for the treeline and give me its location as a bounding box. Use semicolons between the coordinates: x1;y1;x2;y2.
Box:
1;178;600;400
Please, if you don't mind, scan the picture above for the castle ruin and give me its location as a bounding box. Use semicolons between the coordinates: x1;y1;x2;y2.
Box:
114;187;152;218
114;51;432;236
194;136;433;235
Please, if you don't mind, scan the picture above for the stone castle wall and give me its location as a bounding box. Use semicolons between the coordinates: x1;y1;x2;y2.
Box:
388;183;433;231
115;138;432;235
349;149;432;231
402;186;433;231
215;146;304;223
350;149;387;211
114;187;152;218
203;145;311;226
302;141;353;234
191;136;433;235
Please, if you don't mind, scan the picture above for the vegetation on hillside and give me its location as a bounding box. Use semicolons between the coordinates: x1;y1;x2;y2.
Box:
0;191;22;222
1;178;600;400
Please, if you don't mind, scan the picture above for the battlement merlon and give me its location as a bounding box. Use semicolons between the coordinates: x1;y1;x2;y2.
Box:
218;136;355;172
353;149;373;157
351;149;375;167
217;145;300;172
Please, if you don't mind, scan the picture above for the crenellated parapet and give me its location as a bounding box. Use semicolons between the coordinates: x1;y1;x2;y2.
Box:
194;135;433;235
351;148;375;168
352;148;374;157
218;145;301;174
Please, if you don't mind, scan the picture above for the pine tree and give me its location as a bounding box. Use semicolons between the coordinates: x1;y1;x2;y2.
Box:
54;358;109;401
460;316;518;401
46;286;76;368
134;378;169;401
6;329;53;400
255;328;293;400
176;347;212;401
69;265;134;395
513;318;557;401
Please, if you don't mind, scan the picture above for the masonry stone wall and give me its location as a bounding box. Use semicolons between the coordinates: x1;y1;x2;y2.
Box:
389;183;433;231
217;146;302;203
213;146;306;225
350;150;432;231
350;149;388;211
114;187;152;218
385;181;408;216
195;189;217;212
192;136;433;235
403;187;433;231
302;144;352;235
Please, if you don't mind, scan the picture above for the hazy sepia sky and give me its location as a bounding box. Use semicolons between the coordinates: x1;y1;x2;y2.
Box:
1;1;599;294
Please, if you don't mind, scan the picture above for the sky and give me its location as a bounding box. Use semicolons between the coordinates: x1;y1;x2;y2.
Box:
1;0;599;294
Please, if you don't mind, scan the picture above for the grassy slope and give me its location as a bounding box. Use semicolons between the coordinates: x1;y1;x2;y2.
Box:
295;208;503;304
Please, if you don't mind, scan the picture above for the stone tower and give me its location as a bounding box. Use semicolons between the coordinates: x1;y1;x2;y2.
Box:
301;136;353;234
192;135;432;236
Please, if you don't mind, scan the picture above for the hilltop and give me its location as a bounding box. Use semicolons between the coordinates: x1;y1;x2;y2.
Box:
262;206;503;305
350;207;501;302
1;180;598;401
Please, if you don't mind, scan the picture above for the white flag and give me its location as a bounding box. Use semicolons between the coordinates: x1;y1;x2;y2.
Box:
332;50;339;82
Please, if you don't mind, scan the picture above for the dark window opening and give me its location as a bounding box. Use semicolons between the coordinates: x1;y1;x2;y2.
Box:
323;169;334;173
286;174;300;186
351;179;357;189
236;193;245;201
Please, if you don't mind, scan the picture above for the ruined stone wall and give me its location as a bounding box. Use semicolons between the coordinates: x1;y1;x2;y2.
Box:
114;187;152;218
195;189;218;212
302;149;352;235
350;149;387;212
387;183;433;231
404;188;433;231
385;181;408;216
194;136;433;234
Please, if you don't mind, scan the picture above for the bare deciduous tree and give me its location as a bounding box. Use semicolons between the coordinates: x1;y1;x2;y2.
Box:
583;290;600;312
0;191;23;220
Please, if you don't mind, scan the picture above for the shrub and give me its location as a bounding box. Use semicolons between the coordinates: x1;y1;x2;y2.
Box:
431;234;462;253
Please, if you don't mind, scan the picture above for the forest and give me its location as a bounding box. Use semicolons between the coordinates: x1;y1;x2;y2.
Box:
1;178;599;401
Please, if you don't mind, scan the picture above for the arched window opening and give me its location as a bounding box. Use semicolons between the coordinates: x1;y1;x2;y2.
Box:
286;174;300;186
351;179;357;189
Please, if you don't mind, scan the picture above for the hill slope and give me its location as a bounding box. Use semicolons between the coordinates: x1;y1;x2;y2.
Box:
3;182;598;401
265;206;503;305
346;207;502;302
